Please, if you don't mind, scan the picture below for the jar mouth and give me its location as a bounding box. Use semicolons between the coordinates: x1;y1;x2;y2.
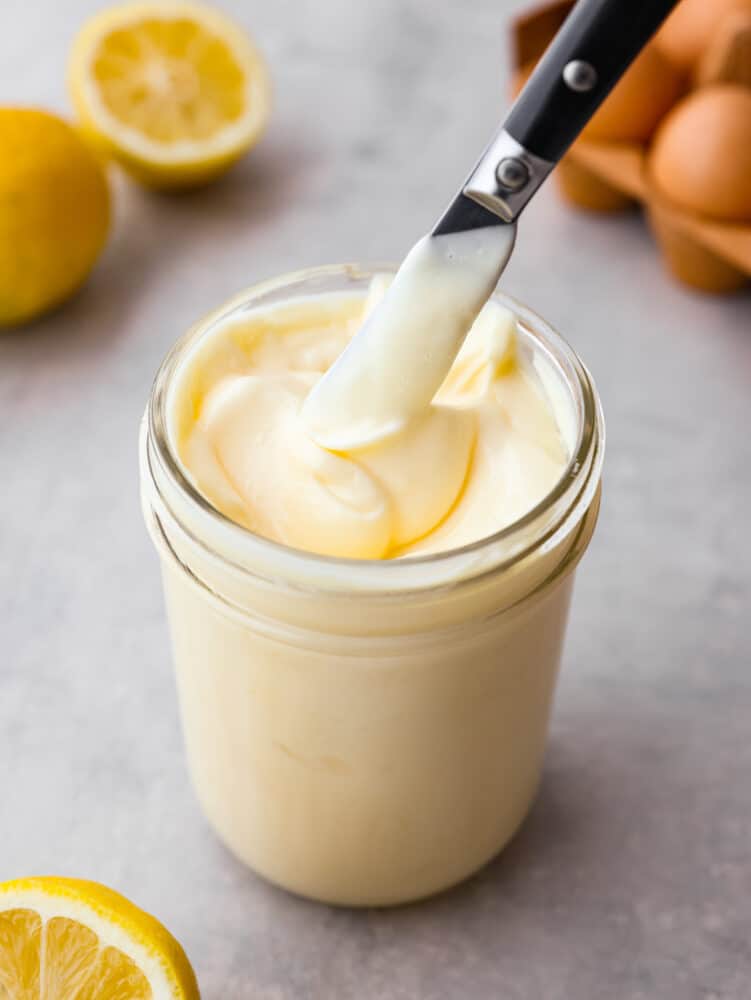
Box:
144;263;605;595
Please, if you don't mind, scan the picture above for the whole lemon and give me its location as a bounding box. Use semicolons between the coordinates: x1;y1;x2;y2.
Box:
0;108;110;326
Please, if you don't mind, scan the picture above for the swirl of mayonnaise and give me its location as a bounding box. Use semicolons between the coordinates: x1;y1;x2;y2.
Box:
171;281;567;559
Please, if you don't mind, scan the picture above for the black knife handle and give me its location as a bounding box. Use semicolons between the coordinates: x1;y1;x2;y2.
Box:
503;0;679;164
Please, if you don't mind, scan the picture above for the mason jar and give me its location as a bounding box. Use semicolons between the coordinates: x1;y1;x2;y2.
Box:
139;264;605;907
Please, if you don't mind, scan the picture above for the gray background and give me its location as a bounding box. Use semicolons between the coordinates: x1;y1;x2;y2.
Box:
2;1;750;997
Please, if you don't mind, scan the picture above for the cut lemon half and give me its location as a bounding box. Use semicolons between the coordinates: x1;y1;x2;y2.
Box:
0;877;200;999
69;0;271;189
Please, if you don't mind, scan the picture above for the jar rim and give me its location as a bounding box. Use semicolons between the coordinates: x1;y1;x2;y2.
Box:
144;263;605;595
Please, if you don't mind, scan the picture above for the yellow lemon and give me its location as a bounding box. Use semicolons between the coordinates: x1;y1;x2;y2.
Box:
0;876;200;999
0;109;110;327
69;0;272;189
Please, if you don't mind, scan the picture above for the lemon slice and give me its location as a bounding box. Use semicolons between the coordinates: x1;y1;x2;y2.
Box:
69;0;271;189
0;877;200;999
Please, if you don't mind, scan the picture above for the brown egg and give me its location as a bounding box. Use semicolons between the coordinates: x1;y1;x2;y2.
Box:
695;10;751;87
581;43;685;142
649;84;751;222
655;0;751;71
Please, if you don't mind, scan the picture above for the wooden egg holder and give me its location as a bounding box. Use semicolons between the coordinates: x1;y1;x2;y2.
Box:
512;1;751;293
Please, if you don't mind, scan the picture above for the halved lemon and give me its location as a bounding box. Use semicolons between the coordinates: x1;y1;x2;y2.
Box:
0;877;200;999
69;0;271;189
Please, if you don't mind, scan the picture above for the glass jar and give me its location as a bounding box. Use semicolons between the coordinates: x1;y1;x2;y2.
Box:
139;265;605;907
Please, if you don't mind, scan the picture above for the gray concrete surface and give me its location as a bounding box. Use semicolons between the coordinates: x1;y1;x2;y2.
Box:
2;1;750;997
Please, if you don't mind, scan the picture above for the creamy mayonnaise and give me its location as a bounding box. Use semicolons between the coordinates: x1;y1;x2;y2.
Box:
170;279;568;560
142;266;604;906
301;227;516;451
